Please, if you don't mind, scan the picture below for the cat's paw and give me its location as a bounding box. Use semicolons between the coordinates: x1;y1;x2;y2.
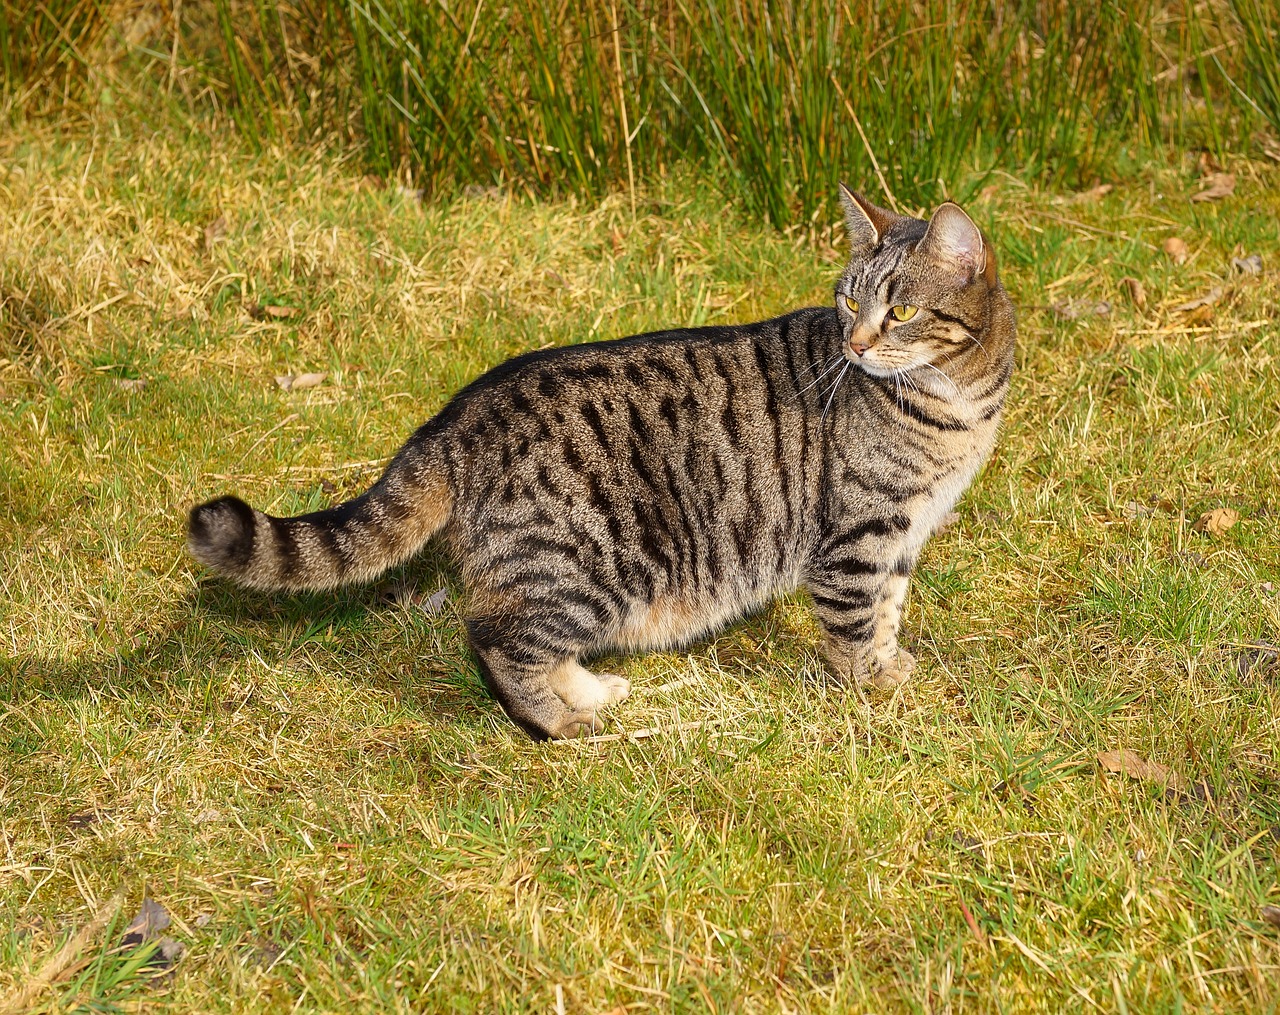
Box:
596;673;632;705
548;708;605;740
868;648;916;689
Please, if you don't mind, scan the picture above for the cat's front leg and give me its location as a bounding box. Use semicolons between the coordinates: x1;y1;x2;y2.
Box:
804;562;880;687
867;563;917;687
806;546;915;690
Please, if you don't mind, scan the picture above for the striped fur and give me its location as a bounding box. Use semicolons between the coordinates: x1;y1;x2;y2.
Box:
188;191;1015;739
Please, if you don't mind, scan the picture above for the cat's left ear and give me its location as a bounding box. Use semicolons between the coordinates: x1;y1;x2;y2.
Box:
838;183;894;253
918;202;988;281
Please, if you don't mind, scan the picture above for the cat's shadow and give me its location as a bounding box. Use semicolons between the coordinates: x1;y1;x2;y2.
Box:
13;549;806;721
10;552;481;707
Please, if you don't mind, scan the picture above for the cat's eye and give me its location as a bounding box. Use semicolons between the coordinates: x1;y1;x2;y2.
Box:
890;304;919;322
844;295;859;314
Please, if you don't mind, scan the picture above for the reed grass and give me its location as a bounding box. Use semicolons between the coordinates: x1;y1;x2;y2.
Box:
4;0;1271;227
0;0;109;117
1226;0;1280;136
195;0;1267;222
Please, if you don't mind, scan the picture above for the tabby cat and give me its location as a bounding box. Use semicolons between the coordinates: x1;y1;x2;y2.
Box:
188;187;1016;740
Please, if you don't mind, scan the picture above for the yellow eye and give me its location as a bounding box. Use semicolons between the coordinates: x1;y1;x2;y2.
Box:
844;295;859;314
890;304;918;322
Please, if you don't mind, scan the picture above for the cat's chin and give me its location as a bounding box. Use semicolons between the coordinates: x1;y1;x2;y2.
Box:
853;359;911;379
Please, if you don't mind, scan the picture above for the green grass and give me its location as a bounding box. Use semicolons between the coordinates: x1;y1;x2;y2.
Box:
8;1;1280;226
188;0;1266;221
2;108;1280;1011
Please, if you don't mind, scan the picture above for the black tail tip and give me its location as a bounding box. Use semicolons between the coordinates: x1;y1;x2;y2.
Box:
187;495;257;570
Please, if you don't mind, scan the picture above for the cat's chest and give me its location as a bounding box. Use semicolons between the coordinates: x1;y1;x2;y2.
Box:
902;420;998;546
838;413;998;547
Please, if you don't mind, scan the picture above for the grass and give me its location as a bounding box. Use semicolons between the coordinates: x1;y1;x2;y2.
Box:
189;0;1267;221
8;0;1280;226
2;104;1280;1011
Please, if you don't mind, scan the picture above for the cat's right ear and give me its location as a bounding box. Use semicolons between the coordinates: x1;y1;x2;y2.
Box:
838;183;891;253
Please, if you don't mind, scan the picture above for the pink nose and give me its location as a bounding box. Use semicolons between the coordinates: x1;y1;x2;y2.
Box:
850;342;869;357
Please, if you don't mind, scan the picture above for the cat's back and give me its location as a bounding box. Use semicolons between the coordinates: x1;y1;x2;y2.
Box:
429;306;839;468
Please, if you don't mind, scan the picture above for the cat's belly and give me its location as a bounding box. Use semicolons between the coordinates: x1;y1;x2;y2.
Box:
607;584;780;653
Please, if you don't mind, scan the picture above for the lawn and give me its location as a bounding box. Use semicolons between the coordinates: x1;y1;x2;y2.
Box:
2;111;1279;1011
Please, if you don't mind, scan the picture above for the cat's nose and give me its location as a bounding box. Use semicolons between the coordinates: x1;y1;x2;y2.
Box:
850;342;870;357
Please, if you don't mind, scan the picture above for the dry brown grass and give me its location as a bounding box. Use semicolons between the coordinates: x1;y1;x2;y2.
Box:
2;112;1279;1011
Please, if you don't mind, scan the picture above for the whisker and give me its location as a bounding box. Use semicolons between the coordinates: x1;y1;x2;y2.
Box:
896;371;922;431
821;363;851;421
795;353;845;398
916;362;961;397
892;372;911;432
808;350;844;376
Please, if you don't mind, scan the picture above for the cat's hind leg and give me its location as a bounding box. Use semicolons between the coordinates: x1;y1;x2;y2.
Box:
467;611;629;740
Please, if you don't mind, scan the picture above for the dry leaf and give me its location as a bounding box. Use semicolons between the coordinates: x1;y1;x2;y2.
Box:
1069;182;1113;204
1193;507;1238;535
1051;299;1111;321
202;214;227;252
1172;287;1223;312
360;173;386;191
253;304;300;320
121;898;171;949
935;510;961;532
1235;641;1279;680
276;372;326;392
378;580;447;614
1162;237;1189;264
194;913;214;929
115;377;147;391
1197;151;1224;175
1190;172;1235;203
1098;749;1185;790
1183;304;1214;325
1263;906;1280;928
1232;254;1262;276
396;185;425;201
1119;276;1146;309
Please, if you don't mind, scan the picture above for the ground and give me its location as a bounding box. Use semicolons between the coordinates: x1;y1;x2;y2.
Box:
2;117;1279;1012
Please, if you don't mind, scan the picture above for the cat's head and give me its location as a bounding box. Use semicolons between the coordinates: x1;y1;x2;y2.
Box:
834;184;1011;380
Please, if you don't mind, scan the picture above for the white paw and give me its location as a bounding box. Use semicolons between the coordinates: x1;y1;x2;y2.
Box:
596;673;631;705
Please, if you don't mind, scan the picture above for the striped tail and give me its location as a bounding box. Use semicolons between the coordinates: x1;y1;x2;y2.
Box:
187;448;453;593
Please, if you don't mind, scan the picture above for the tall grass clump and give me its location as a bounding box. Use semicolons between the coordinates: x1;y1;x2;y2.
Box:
1226;0;1280;136
0;0;109;117
6;0;1269;224
198;0;1248;223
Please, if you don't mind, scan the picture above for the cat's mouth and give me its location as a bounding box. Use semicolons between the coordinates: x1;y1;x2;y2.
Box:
850;355;897;378
846;347;912;377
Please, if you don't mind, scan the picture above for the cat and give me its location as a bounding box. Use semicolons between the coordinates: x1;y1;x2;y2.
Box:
188;186;1016;740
